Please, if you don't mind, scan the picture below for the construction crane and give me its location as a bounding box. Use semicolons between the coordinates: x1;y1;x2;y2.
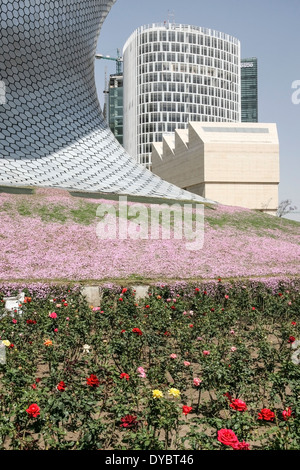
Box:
95;48;123;75
95;49;123;122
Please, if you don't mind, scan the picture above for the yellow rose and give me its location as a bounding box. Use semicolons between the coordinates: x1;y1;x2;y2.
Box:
2;340;11;347
152;389;163;399
168;388;181;398
44;339;53;347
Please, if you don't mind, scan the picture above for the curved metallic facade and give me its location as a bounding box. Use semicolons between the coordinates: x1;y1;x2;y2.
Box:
0;0;212;202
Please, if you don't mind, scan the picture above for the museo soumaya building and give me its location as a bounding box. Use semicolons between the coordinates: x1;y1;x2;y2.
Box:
0;0;213;203
122;22;241;169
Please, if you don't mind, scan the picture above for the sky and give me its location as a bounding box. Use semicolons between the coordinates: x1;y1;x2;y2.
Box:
95;0;300;221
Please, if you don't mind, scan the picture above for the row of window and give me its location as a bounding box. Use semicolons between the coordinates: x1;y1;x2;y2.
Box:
138;96;239;113
138;61;239;76
138;52;238;68
139;80;239;98
139;107;239;124
139;42;238;57
139;29;238;53
138;49;238;65
138;77;239;94
139;77;238;92
138;72;238;87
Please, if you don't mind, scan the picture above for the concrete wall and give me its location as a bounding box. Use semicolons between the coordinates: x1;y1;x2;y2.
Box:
152;122;279;212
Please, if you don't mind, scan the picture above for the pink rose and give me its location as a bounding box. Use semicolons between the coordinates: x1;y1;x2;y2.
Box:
193;378;202;387
137;367;146;378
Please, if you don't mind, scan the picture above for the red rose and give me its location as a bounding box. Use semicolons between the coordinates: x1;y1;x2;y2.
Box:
122;288;127;294
282;407;293;421
233;440;250;450
288;336;296;343
182;405;192;415
26;403;40;418
217;429;239;448
86;374;100;387
120;373;130;381
230;399;247;412
57;381;66;391
132;328;143;336
120;415;138;428
258;408;275;421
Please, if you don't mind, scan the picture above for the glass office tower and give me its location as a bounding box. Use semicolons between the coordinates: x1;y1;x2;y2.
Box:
241;58;258;122
123;23;241;169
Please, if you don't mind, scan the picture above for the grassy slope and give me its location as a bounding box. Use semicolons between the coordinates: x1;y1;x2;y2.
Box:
0;187;299;283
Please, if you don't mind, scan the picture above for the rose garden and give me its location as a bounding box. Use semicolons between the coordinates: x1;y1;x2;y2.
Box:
0;188;299;450
0;279;300;450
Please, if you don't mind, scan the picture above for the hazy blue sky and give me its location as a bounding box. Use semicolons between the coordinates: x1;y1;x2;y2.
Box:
95;0;300;220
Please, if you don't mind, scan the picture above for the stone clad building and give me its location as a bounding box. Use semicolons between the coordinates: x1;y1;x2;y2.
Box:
152;122;279;214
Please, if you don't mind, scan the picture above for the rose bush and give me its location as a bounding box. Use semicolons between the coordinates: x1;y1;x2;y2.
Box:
0;279;299;450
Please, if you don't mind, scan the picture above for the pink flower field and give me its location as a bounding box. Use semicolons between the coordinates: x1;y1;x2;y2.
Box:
0;188;299;282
